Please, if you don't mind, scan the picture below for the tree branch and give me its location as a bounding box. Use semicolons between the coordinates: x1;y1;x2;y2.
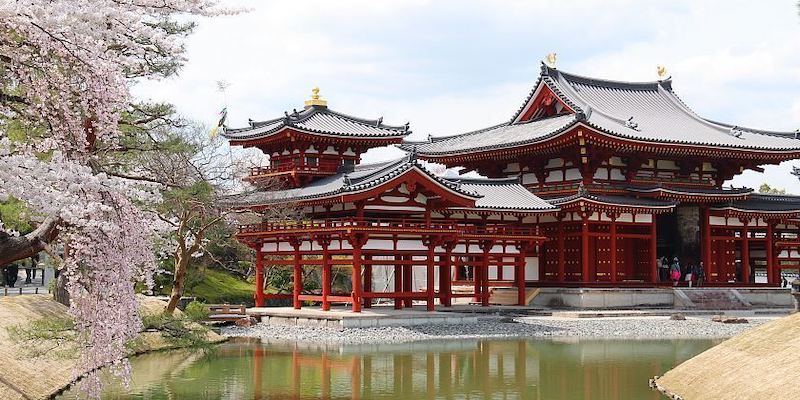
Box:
0;217;61;267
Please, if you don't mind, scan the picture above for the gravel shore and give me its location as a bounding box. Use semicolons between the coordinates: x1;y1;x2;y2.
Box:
221;315;774;345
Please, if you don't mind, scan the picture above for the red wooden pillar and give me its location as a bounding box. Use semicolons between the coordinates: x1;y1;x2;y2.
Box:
394;256;403;309
317;236;332;311
557;215;565;282
291;241;302;310
402;255;413;308
740;219;750;284
581;213;590;283
425;238;437;311
650;216;658;284
363;254;373;308
440;241;455;307
766;222;775;285
480;240;493;307
348;233;367;313
497;247;504;281
515;242;528;306
609;214;618;285
472;245;482;303
255;247;265;307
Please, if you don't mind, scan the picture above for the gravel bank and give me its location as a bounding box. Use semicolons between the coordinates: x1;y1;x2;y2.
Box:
221;315;773;345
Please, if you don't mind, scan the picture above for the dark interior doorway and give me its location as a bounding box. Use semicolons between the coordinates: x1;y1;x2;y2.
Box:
656;212;679;261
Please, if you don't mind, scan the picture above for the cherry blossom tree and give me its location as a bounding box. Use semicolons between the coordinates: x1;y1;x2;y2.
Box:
0;0;234;395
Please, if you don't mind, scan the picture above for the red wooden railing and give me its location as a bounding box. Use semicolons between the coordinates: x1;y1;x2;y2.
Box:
239;217;542;237
249;159;342;176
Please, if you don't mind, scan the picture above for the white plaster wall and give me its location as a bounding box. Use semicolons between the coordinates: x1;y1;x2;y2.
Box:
526;256;539;281
565;168;582;180
522;172;538;185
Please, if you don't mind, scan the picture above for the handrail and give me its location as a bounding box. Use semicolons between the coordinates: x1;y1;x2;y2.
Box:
250;159;342;175
238;217;542;236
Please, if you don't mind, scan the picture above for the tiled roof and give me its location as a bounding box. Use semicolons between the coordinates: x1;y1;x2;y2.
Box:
224;158;556;212
547;192;677;209
711;194;800;213
626;185;753;197
402;114;576;156
454;178;557;211
223;106;410;141
409;64;800;156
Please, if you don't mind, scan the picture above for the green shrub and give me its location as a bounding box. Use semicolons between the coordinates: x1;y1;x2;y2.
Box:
141;312;210;348
184;300;210;322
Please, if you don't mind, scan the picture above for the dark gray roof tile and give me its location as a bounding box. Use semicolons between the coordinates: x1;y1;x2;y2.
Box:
224;158;556;212
223;106;409;141
411;65;800;156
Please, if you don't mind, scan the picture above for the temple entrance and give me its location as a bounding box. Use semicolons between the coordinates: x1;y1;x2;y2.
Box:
656;212;679;260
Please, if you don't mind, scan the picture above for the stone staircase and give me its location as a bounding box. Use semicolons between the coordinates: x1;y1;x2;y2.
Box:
488;288;541;306
675;288;752;310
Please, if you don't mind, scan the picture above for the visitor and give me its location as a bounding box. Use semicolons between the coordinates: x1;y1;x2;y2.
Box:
670;257;681;287
685;262;694;287
25;254;39;284
695;262;705;287
782;277;788;288
659;256;669;282
4;263;19;287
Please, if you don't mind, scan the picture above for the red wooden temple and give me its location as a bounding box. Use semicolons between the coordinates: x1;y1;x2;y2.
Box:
224;66;800;312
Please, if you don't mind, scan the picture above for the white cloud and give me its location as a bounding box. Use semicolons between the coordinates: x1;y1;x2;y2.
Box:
133;0;800;192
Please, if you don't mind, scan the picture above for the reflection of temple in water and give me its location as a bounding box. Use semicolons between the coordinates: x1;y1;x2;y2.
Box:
245;339;708;399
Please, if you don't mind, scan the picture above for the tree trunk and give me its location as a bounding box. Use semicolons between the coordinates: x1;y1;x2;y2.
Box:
165;251;189;314
0;217;60;267
53;272;70;306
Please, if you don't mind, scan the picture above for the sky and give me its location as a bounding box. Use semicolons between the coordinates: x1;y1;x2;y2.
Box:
134;0;800;192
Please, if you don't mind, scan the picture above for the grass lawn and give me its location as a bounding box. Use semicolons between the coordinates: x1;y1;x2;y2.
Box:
185;268;253;305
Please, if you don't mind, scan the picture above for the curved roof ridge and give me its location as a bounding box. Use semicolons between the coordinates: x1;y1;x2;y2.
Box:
750;193;800;201
445;176;521;184
319;107;408;131
509;68;548;123
427;121;512;142
247;116;285;128
701;117;799;138
554;67;666;90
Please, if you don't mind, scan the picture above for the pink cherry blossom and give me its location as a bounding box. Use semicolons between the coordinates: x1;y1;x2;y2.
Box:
0;1;233;396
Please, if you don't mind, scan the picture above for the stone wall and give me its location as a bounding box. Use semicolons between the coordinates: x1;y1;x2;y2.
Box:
676;205;701;263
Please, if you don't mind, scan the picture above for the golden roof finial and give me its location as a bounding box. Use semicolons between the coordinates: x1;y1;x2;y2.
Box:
657;65;667;80
304;86;327;108
545;52;557;68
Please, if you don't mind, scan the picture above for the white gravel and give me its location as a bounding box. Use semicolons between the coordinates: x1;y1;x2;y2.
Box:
221;315;775;345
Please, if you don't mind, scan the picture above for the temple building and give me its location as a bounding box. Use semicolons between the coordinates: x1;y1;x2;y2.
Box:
224;65;800;312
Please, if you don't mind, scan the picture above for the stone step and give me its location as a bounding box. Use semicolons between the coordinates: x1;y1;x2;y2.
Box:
488;288;540;306
679;289;751;310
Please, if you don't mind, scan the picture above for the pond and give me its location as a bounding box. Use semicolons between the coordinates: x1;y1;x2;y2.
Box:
58;337;720;399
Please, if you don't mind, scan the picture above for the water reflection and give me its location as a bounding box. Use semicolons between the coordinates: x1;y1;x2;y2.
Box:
59;337;720;400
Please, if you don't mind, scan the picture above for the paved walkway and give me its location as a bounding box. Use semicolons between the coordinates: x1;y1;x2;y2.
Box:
0;284;48;297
